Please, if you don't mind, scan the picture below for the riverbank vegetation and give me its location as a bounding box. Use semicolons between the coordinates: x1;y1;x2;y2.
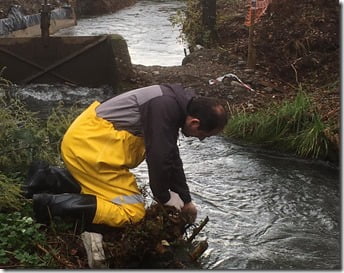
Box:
0;77;76;267
224;88;331;160
173;0;339;164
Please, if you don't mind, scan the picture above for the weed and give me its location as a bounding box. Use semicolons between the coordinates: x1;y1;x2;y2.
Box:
0;211;57;268
224;90;330;159
0;97;46;174
0;173;22;211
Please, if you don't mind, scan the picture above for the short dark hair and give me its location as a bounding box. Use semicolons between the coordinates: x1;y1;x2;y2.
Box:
186;96;228;132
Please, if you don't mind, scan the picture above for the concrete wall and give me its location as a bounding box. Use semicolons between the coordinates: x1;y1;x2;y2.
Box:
0;7;77;37
0;34;133;88
3;18;76;38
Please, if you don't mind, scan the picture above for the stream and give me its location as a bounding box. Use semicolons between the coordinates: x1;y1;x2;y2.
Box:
7;0;341;269
54;0;186;65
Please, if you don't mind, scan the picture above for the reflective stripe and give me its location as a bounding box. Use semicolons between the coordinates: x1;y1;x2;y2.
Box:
111;194;144;205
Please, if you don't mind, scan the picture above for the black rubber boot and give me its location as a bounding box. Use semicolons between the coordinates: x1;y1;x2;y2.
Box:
23;161;81;198
85;223;117;234
32;193;97;225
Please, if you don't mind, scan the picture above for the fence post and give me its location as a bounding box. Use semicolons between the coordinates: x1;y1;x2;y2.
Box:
40;0;51;46
247;0;256;69
201;0;217;46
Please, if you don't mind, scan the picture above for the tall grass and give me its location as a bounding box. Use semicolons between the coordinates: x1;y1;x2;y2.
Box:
224;90;329;159
0;94;81;211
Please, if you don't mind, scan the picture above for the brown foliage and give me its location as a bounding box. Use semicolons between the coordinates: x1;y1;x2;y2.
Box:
254;0;340;85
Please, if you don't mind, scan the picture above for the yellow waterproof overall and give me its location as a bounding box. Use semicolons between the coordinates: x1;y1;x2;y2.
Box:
61;101;146;227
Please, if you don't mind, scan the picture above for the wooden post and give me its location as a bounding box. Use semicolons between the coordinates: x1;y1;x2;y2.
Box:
247;0;256;69
40;0;51;46
201;0;217;46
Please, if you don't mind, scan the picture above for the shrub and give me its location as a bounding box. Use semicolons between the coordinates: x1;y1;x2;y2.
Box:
0;97;46;174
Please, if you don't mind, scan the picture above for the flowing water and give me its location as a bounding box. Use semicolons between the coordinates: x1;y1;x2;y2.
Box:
133;136;340;270
7;0;341;269
54;0;186;65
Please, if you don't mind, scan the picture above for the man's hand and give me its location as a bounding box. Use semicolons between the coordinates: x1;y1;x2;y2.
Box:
181;201;197;223
164;190;184;211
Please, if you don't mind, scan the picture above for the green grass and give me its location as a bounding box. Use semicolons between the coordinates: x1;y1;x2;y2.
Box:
224;90;329;159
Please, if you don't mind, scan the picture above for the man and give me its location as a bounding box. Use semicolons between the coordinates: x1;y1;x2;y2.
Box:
26;83;228;268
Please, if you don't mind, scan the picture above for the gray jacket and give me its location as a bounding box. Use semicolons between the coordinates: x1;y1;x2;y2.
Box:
96;83;195;204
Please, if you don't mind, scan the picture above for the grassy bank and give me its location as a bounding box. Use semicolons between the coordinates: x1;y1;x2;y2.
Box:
223;86;338;163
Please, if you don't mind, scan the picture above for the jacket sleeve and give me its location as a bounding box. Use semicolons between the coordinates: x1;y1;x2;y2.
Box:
140;95;192;204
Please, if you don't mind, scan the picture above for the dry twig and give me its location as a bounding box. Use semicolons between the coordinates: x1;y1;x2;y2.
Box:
36;243;76;269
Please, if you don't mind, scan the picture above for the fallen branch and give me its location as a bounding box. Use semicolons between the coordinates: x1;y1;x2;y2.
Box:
290;57;302;84
189;240;209;261
187;216;209;243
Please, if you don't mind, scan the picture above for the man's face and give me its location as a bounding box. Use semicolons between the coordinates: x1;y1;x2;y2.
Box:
182;116;222;141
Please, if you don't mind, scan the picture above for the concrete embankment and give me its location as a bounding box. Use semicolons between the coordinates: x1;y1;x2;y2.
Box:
0;1;137;89
0;34;133;89
0;5;76;38
0;0;138;37
0;0;137;20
